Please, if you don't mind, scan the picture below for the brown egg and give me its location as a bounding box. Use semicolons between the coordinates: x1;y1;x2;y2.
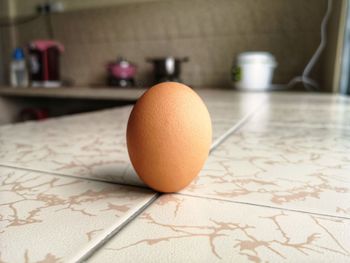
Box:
126;82;212;193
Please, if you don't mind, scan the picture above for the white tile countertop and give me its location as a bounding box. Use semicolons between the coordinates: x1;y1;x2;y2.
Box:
1;90;350;262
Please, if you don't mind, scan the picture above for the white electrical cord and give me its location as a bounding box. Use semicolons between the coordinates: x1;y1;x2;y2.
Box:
287;0;333;91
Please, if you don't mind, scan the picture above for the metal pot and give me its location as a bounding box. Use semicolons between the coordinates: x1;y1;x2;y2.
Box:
146;57;189;84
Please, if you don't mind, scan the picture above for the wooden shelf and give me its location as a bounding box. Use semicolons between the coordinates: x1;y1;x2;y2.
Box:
0;86;147;101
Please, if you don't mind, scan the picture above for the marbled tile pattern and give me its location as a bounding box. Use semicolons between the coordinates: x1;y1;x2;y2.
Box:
200;91;265;142
252;103;350;128
2;91;350;262
88;194;350;263
206;101;263;141
0;106;141;185
0;91;263;185
180;126;350;217
0;167;155;263
267;92;349;106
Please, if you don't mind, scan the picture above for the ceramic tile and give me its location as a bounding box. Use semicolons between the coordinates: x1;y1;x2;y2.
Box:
199;90;266;105
88;194;350;263
251;100;350;128
206;102;260;142
0;166;156;263
180;125;350;218
0;106;142;185
203;91;266;141
266;92;350;109
0;92;264;185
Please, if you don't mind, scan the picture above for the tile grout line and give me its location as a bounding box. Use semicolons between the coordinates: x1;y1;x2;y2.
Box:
0;97;267;188
177;192;350;220
210;97;267;152
1;97;267;262
0;163;150;190
5;95;350;260
176;97;350;222
3;94;348;261
73;193;160;263
0;97;266;187
71;99;268;261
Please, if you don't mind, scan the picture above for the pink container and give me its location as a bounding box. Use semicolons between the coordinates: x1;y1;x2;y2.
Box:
107;59;137;79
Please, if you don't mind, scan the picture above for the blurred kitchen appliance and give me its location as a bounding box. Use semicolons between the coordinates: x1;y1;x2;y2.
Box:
28;40;64;88
233;52;277;91
147;57;188;84
107;57;137;87
19;108;49;121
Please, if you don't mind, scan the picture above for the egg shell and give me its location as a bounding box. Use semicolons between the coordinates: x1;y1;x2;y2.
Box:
126;82;212;193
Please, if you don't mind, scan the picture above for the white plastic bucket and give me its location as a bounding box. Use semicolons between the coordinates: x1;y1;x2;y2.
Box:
233;52;277;91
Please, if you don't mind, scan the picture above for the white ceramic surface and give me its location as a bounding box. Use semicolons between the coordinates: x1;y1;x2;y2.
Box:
180;125;350;218
0;91;265;185
1;91;350;262
88;194;350;263
0;167;156;262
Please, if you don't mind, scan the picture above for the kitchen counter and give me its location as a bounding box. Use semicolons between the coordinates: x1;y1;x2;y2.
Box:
1;90;350;262
0;86;148;125
0;86;147;100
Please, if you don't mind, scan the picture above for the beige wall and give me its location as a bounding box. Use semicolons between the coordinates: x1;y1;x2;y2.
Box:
3;0;165;17
0;0;15;19
2;0;336;89
0;0;9;18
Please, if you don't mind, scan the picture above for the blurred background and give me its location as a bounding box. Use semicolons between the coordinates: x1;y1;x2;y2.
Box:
0;0;347;123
